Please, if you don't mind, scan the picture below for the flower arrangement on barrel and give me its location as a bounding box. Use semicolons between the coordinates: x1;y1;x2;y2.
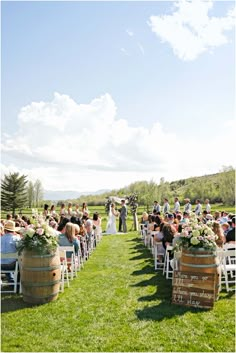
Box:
174;216;218;252
17;220;58;255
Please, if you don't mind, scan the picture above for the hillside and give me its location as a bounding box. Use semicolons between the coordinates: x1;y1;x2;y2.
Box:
57;168;235;206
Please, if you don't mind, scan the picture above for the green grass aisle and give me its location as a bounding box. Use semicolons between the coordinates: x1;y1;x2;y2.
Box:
1;232;235;352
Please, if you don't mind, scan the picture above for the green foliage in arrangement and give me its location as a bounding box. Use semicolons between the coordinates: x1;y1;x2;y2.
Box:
1;232;235;352
1;172;28;216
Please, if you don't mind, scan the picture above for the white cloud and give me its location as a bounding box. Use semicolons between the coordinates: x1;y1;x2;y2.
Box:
126;29;134;37
120;47;130;56
149;0;235;61
1;92;235;191
137;42;145;55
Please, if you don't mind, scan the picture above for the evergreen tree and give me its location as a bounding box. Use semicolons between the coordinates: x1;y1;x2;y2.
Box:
1;172;28;216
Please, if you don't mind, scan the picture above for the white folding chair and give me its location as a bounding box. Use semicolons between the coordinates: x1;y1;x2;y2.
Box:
221;249;236;292
1;253;19;294
163;245;174;279
153;241;165;270
59;246;78;280
59;249;70;291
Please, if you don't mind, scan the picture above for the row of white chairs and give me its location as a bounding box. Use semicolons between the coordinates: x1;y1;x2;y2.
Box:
140;224;236;292
1;230;103;295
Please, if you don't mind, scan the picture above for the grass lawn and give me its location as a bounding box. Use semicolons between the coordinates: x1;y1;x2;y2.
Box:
1;232;235;352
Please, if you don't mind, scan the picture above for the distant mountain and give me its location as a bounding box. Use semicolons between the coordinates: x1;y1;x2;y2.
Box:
44;189;110;201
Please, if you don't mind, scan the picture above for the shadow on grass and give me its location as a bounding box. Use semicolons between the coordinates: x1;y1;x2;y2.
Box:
1;295;39;313
130;237;214;321
136;301;209;322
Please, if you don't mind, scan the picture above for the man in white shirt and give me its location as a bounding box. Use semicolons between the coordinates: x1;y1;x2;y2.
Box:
173;197;180;213
152;201;161;213
205;199;211;213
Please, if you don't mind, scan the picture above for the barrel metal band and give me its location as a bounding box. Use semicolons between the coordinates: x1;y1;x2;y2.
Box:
22;291;59;299
21;279;61;287
183;253;216;258
180;261;219;268
25;254;57;258
21;265;61;271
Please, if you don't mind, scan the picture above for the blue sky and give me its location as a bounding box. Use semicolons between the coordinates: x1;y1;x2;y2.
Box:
1;0;235;192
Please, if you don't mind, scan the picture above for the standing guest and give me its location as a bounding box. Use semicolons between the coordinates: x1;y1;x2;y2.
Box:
119;200;128;233
93;212;102;239
66;202;73;220
163;198;170;214
205;199;211;213
75;204;80;217
50;205;57;217
1;221;21;282
43;204;49;218
81;203;89;215
212;221;225;248
153;201;161;213
226;217;236;243
183;198;191;213
194;199;202;216
59;203;66;218
173;197;180;213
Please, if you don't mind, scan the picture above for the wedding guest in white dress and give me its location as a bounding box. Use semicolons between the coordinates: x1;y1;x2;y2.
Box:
106;203;119;234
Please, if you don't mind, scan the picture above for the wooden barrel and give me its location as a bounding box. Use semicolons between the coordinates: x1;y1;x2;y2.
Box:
180;248;221;300
20;249;61;304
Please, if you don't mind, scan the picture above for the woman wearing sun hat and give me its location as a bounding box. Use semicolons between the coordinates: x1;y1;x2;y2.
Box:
1;221;21;283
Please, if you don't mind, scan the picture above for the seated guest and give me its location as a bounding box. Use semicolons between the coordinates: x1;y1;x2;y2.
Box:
180;212;190;224
162;223;177;260
57;217;70;234
222;222;230;236
140;212;149;225
84;219;95;248
1;221;21;282
153;222;165;262
58;222;80;256
226;217;236;243
212;221;225;248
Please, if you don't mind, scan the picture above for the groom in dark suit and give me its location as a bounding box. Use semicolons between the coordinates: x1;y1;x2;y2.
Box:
118;200;128;233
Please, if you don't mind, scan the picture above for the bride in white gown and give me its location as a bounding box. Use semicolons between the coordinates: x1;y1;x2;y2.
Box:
106;203;119;234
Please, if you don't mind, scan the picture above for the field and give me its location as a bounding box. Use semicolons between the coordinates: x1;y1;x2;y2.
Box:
1;204;235;227
1;230;235;352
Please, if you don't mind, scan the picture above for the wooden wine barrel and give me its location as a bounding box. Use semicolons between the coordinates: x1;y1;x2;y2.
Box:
179;248;221;300
20;249;61;304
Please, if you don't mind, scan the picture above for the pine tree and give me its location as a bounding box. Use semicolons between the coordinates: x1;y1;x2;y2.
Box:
1;172;28;216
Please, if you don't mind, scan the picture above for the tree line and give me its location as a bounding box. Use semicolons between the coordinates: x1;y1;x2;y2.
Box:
1;167;235;216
